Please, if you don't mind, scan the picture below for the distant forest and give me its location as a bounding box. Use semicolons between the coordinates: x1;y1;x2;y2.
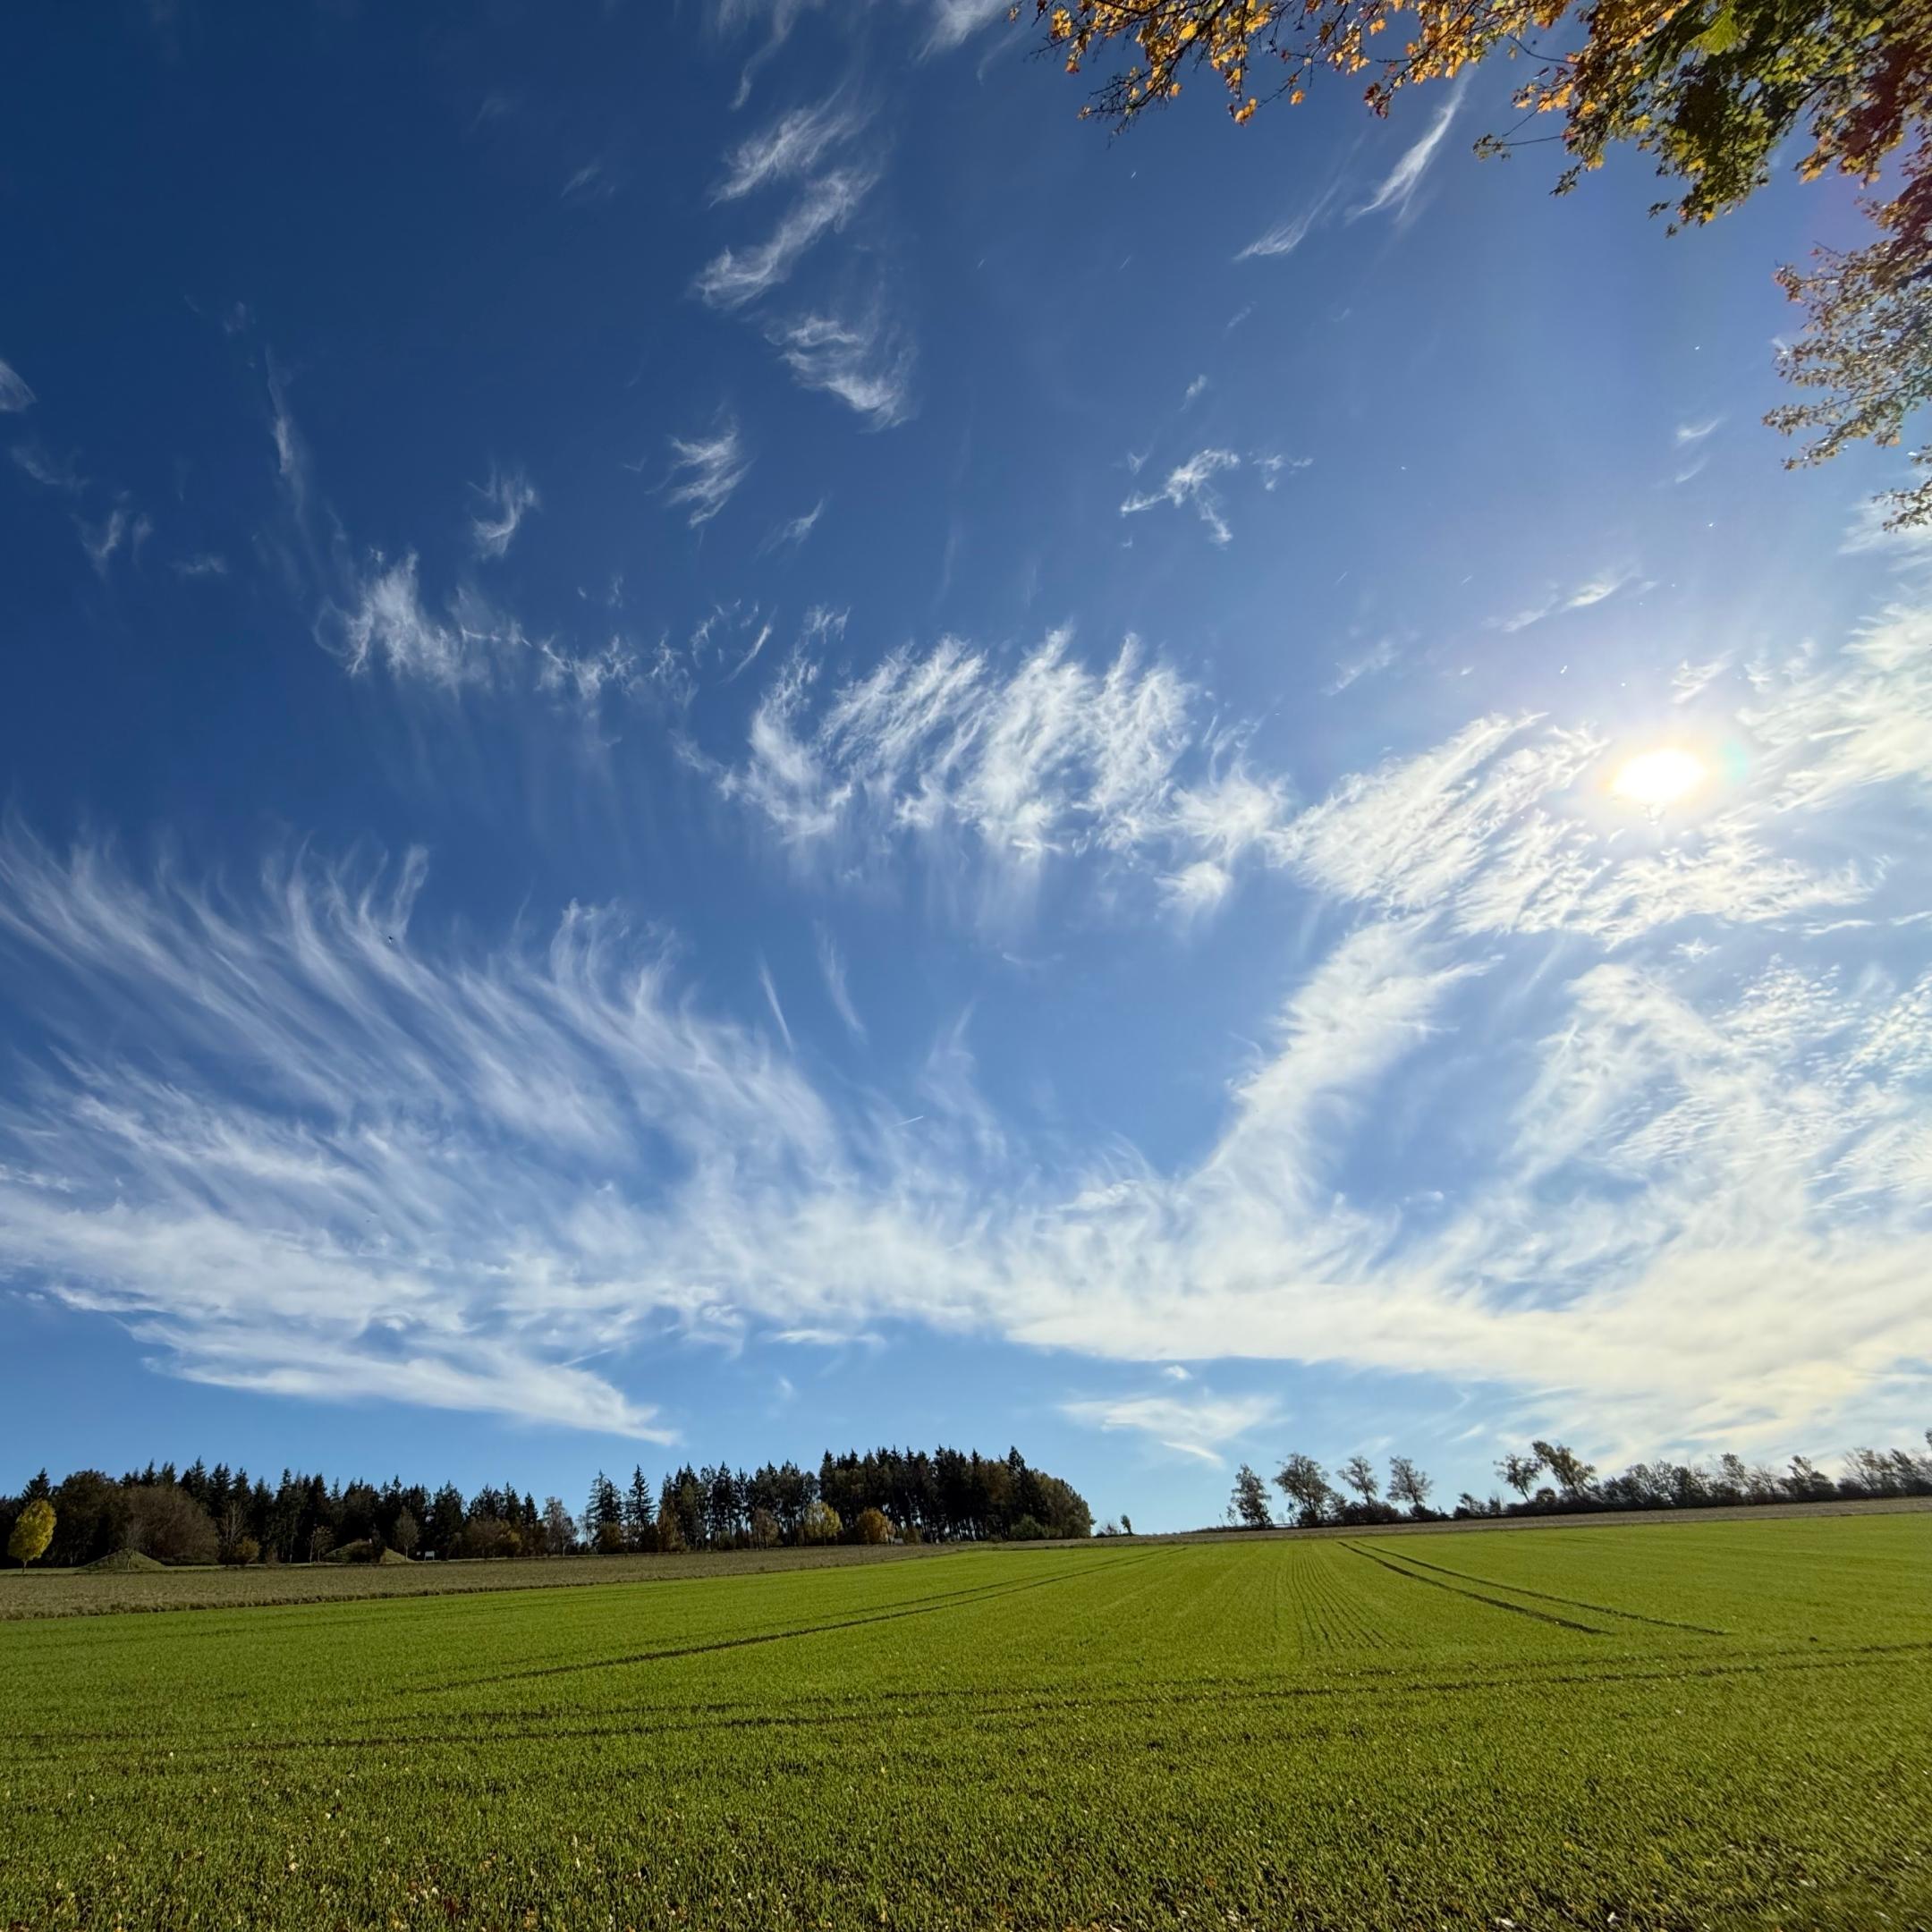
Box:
1;1445;1093;1569
1220;1434;1932;1531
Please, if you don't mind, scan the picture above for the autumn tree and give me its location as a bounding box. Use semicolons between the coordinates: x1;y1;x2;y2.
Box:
1229;1462;1274;1528
801;1498;842;1545
1035;0;1932;522
8;1496;55;1567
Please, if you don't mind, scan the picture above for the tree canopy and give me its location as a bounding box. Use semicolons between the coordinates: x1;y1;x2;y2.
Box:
1034;0;1932;524
7;1496;55;1567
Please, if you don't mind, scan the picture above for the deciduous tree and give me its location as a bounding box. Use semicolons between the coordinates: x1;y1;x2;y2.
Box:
1496;1451;1545;1502
1339;1454;1379;1504
391;1506;419;1559
1531;1439;1597;1498
1273;1452;1334;1526
1229;1462;1274;1529
1387;1454;1433;1515
7;1496;55;1567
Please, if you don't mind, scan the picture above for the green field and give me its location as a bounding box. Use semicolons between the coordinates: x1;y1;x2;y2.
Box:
3;1515;1928;1931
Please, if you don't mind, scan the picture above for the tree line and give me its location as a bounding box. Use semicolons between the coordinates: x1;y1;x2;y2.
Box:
0;1444;1092;1569
1221;1431;1932;1530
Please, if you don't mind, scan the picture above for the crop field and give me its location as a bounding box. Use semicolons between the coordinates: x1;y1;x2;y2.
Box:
2;1515;1928;1931
0;1540;949;1623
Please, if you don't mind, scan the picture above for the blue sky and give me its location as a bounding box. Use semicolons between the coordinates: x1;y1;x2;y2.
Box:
1;2;1928;1531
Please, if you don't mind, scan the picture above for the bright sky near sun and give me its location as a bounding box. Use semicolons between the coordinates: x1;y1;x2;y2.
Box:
2;3;1928;1530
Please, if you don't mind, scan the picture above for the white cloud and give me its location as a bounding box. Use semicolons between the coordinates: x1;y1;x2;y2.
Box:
1236;188;1336;261
78;506;135;576
326;554;497;686
0;355;34;411
922;0;1013;51
693;168;875;309
1183;373;1208;403
1842;497;1932;563
12;443;86;493
709;631;1218;878
1121;448;1242;545
760;499;826;556
1352;73;1469;225
1251;452;1311;491
758;954;795;1050
1061;1390;1282;1464
1273;710;1868;945
816;922;867;1041
767;309;914;427
470;463;539;559
561;160;614;203
1744;603;1932;810
1326;637;1398;694
1498;566;1641;634
712;97;866;200
665;419;752;526
325;562;603;698
1;820;1928;1460
1160;860;1233;918
1674;417;1722;445
1672;656;1730;703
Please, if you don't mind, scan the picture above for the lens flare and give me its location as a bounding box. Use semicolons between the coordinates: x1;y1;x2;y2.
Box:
1612;747;1706;808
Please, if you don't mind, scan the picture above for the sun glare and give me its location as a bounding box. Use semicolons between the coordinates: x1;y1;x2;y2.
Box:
1612;746;1706;809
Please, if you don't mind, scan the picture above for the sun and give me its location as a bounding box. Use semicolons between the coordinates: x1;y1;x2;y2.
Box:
1612;746;1707;809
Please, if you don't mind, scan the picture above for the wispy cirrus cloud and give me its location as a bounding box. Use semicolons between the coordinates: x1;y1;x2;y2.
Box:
704;631;1208;874
1744;602;1932;811
816;921;868;1041
1352;73;1469;225
1237;185;1338;261
1497;565;1642;633
78;504;148;577
1272;710;1868;945
665;418;753;526
12;443;86;493
2;787;1929;1459
0;355;34;411
712;96;868;200
767;308;915;427
693;166;876;309
1060;1389;1282;1465
922;0;1013;50
470;463;539;559
1121;448;1242;545
760;498;826;556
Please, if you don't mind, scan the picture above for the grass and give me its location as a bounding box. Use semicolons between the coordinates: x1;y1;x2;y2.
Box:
2;1514;1928;1931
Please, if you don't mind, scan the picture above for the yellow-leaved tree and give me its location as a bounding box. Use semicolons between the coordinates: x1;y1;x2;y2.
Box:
1032;0;1932;526
8;1497;55;1568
